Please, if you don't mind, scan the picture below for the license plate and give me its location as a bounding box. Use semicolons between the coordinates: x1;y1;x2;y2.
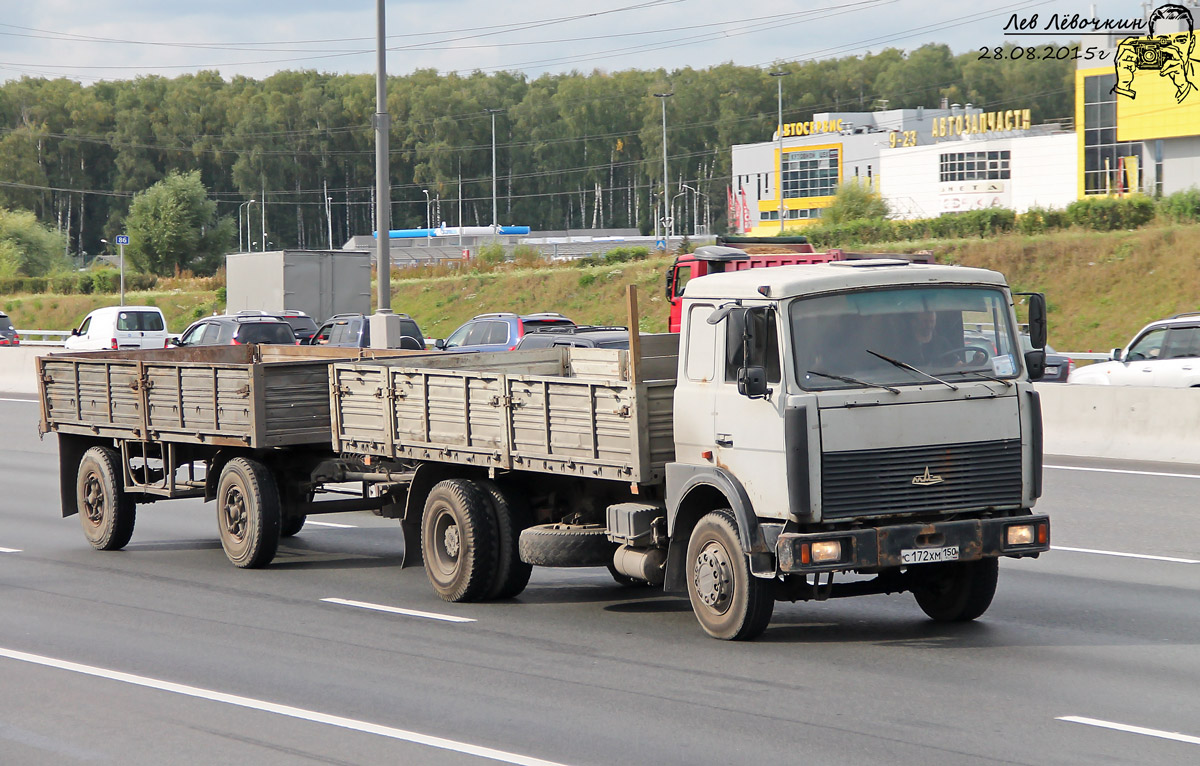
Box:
901;546;960;565
1044;366;1058;375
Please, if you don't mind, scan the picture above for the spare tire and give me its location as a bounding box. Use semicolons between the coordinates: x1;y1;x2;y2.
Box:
518;524;613;568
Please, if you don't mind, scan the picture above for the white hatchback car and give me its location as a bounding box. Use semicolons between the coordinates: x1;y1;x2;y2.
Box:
1068;313;1200;387
64;306;170;351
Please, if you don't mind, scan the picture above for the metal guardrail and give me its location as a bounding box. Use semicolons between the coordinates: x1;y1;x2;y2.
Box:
16;330;71;347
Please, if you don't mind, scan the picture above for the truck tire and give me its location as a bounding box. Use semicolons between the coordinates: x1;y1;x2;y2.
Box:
477;481;533;600
912;558;998;622
518;524;612;568
77;446;136;551
216;457;281;569
685;509;774;641
280;514;306;538
421;480;498;603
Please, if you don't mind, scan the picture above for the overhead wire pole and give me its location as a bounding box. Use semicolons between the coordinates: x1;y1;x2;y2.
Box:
369;0;401;347
771;69;789;235
654;92;673;244
486;108;503;236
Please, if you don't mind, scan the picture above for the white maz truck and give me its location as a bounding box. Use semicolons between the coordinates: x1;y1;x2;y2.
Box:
41;259;1050;640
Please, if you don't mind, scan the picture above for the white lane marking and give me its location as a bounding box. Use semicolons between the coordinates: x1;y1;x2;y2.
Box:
1058;716;1200;746
1052;546;1200;564
0;547;21;553
321;598;476;623
0;397;36;404
0;646;567;766
1046;464;1200;480
305;520;357;529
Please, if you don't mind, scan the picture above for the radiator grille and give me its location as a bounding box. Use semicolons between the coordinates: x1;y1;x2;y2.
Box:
821;439;1023;519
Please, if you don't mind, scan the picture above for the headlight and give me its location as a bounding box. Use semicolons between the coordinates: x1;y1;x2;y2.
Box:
1006;524;1035;546
810;540;842;563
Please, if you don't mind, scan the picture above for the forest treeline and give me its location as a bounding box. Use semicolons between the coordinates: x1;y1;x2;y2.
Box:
0;43;1073;263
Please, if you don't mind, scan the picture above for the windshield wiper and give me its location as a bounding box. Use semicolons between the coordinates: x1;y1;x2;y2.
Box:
806;369;900;394
944;369;1013;387
865;350;958;390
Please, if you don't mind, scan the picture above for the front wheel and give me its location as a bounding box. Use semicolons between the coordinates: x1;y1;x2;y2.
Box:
216;457;281;569
685;510;774;640
912;557;999;622
77;446;136;551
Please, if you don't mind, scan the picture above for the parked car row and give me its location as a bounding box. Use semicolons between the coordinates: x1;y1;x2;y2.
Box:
46;306;640;355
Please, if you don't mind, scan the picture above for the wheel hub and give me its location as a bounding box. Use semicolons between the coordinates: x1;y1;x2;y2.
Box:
443;524;461;560
693;541;733;612
82;474;105;524
222;486;247;542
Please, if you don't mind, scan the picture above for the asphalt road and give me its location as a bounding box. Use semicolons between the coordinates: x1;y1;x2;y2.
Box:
2;396;1199;765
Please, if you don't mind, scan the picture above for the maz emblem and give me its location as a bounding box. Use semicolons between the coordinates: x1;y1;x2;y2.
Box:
912;467;944;486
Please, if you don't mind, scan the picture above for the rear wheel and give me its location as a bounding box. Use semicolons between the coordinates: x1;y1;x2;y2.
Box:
912;558;999;622
421;480;497;602
685;510;774;640
478;481;533;600
280;514;307;538
77;446;136;551
216;457;281;569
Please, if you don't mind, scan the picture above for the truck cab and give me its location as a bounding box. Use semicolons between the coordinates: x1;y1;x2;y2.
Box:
664;259;1049;638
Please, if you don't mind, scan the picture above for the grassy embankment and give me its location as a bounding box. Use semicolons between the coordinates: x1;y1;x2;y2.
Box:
5;223;1200;351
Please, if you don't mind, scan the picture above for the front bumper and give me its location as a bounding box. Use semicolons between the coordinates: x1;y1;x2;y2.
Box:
776;515;1050;573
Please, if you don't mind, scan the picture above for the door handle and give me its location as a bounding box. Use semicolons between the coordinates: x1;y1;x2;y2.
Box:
715;434;733;447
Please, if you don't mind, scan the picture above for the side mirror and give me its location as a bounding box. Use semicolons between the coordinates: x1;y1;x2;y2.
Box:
71;328;81;337
1110;347;1122;362
1024;349;1046;381
434;338;446;350
171;337;184;347
737;365;769;398
1026;293;1047;349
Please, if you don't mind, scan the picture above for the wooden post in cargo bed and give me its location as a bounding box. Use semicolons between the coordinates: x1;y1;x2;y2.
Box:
626;284;641;384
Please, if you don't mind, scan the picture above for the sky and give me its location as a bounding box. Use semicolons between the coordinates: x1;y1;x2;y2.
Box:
0;0;1164;84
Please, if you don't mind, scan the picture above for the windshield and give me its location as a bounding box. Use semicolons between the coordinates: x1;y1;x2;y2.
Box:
790;286;1020;390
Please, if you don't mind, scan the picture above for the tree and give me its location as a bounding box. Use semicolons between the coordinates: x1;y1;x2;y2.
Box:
124;170;233;275
0;207;69;277
824;179;890;224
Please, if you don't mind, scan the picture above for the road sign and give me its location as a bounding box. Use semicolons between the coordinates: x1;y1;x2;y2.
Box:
655;239;667;251
115;235;130;245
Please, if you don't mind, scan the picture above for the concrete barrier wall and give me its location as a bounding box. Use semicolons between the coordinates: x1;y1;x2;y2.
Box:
0;347;50;396
0;354;1193;463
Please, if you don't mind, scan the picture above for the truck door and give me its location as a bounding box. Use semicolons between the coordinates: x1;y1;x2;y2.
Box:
712;306;789;520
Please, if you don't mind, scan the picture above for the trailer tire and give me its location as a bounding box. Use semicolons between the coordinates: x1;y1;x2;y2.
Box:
421;480;497;603
478;481;533;600
912;558;998;622
77;446;136;551
280;514;306;538
216;457;281;569
685;509;773;641
518;524;612;568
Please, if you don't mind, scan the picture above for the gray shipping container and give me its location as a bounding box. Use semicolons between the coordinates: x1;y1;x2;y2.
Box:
225;250;371;323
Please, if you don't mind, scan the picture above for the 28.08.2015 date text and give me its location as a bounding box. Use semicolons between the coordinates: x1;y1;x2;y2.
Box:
977;45;1110;61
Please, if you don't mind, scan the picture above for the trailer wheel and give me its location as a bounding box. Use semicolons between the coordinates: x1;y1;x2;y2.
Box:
77;446;136;551
912;558;998;622
518;524;612;568
685;509;773;641
421;480;497;602
216;457;281;569
477;481;533;600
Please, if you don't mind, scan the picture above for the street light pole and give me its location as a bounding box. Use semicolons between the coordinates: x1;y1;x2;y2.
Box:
324;181;333;250
422;189;431;247
654;92;673;241
486;108;503;235
238;199;255;252
246;200;257;250
771;70;789;235
374;0;391;313
682;184;706;234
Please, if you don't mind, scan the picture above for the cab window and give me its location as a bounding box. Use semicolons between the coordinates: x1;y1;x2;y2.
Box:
724;308;780;383
684;304;716;381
